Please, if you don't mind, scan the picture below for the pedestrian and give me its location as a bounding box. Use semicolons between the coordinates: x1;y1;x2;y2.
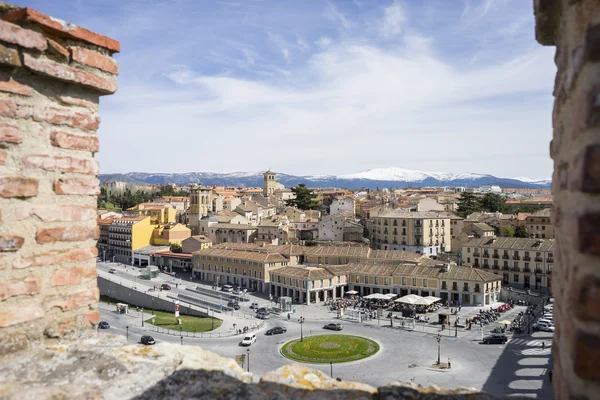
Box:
542;342;546;350
448;358;451;369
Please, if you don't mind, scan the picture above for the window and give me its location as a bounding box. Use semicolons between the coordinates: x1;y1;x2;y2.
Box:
441;280;447;290
402;277;406;285
356;275;359;283
234;268;237;275
412;278;417;286
467;257;471;263
364;276;368;284
467;248;471;253
325;257;329;264
514;274;519;282
384;278;389;285
318;257;321;264
374;277;379;285
423;279;427;287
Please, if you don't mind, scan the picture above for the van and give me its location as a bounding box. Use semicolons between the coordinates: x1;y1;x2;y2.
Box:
221;284;233;293
240;333;256;346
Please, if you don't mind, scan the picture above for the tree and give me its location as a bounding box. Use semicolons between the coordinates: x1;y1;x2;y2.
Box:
514;226;529;238
480;193;506;213
170;243;182;253
285;184;320;210
500;226;515;237
456;192;481;218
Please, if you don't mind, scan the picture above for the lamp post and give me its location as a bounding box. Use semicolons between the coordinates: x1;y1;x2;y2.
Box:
436;334;441;365
330;360;333;377
247;348;250;372
455;317;458;338
126;325;129;341
141;307;144;327
298;316;305;342
181;336;183;345
211;309;214;330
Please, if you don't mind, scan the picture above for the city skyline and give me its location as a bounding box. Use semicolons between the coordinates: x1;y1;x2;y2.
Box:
16;0;555;180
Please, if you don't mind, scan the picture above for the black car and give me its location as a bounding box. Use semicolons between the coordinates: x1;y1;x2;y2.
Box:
482;334;508;344
160;284;171;290
98;321;110;329
266;326;287;335
227;302;240;310
141;335;156;345
323;323;343;331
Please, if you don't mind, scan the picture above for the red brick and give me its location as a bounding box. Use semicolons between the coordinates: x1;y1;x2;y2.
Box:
0;122;22;143
85;310;101;325
576;212;600;256
51;265;96;287
70;46;118;74
0;98;33;119
0;177;38;198
17;205;96;222
0;149;6;165
573;330;600;381
0;276;41;301
54;176;100;195
0;79;33;96
0;305;44;327
36;226;99;244
51;131;99;152
22;155;99;175
0;236;24;252
45;287;99;312
12;247;97;269
0;19;46;51
58;95;98;110
0;43;21;67
33;104;99;131
570;275;600;323
3;7;119;52
23;53;117;94
46;38;69;59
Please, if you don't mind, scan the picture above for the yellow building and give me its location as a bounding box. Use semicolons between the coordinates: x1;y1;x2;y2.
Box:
107;216;154;263
152;223;192;246
127;202;177;224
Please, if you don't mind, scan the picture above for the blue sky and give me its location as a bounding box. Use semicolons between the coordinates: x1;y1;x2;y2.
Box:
15;0;555;179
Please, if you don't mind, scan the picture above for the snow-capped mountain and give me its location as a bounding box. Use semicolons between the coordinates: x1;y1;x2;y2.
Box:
99;167;552;189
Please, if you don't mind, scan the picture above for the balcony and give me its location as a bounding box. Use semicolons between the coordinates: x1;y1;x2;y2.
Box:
441;285;447;290
535;256;543;262
535;268;543;274
513;254;520;260
511;267;521;272
474;287;481;293
492;254;499;259
483;253;490;258
523;256;531;261
502;254;509;259
452;286;458;291
473;252;480;257
547;257;554;263
463;286;469;292
492;265;499;270
502;266;510;271
524;267;531;273
483;265;490;269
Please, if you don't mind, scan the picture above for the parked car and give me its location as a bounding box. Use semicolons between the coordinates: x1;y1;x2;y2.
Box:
109;268;117;274
227;301;240;310
538;325;555;332
256;312;270;320
538;318;553;325
256;307;267;314
250;303;259;310
323;323;343;331
160;284;171;290
221;284;233;292
533;321;554;331
98;321;110;329
141;335;156;345
265;326;287;335
482;334;508;344
240;333;256;346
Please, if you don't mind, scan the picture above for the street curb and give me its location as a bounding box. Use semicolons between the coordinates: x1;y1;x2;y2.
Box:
425;368;452;373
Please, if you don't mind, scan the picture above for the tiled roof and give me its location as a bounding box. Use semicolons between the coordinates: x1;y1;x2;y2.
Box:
194;247;287;262
211;223;258;230
271;266;334;279
471;222;495;231
530;208;552;217
375;210;449;219
464;237;554;251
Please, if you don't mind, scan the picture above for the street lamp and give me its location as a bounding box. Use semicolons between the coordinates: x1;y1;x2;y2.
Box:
181;336;183;345
298;316;305;342
436;334;441;365
211;309;214;330
247;348;250;372
141;307;144;327
126;325;129;341
455;317;458;338
330;360;333;378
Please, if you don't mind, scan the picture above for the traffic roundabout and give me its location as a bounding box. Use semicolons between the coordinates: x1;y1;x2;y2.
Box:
281;334;380;364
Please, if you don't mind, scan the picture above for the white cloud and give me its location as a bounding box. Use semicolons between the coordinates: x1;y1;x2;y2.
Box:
315;36;333;48
380;0;406;38
325;3;351;30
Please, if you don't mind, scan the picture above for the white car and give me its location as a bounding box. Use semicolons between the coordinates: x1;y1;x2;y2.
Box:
240;333;256;346
538;325;555;332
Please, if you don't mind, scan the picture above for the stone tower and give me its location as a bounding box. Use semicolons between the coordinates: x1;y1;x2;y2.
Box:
263;170;276;197
188;185;212;235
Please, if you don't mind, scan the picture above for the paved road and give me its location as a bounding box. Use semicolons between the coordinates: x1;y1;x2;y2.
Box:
99;301;553;398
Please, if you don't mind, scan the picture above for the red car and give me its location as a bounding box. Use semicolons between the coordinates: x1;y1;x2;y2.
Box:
160;284;171;290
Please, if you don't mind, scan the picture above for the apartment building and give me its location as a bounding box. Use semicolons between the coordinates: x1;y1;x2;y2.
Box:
270;262;501;305
302;246;426;266
106;216;154;264
207;223;258;244
330;197;356;216
461;237;554;293
192;248;290;293
525;208;554;239
182;235;212;253
368;210;452;256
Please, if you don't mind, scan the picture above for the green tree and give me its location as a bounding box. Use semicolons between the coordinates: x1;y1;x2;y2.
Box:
480;193;506;213
170;242;182;253
500;226;515;237
285;184;320;210
514;226;529;238
456;192;482;218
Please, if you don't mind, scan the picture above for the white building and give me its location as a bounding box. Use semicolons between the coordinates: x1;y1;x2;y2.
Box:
330;197;355;216
318;215;345;241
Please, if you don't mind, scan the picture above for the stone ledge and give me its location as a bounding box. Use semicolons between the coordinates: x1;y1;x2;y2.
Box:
0;335;510;399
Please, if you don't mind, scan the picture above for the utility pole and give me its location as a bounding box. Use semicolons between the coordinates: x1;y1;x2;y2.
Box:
247;348;250;372
436;334;441;365
330;360;333;377
298;316;305;342
126;325;129;341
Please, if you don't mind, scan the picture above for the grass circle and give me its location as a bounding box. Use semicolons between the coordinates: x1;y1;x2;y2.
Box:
281;334;380;364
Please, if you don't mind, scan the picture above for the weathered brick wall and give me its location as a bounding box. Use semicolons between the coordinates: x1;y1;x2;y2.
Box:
534;0;600;398
0;4;118;353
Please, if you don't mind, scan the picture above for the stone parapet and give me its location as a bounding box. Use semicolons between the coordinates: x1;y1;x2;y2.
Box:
0;2;118;352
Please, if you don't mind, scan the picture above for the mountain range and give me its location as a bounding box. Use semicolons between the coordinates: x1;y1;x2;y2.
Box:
99;168;552;190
